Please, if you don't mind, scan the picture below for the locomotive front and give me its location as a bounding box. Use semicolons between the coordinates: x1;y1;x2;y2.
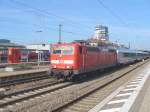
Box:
49;43;78;79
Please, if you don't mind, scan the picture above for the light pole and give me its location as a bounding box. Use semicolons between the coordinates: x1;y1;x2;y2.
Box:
128;42;130;49
35;30;43;69
59;24;62;43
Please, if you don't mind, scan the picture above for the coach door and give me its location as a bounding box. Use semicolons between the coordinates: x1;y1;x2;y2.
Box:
79;46;87;73
82;47;87;71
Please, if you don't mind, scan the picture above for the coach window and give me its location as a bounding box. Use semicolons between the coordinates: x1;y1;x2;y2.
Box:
124;53;129;57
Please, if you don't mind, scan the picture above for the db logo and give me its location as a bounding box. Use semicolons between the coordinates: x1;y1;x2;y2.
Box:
59;60;64;64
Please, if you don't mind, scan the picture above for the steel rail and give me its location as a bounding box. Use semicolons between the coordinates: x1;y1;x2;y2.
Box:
52;60;149;112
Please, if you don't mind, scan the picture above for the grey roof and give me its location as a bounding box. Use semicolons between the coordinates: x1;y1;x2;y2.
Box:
0;43;25;48
0;39;10;43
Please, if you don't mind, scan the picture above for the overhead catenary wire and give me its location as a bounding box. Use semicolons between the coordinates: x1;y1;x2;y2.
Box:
37;24;89;37
96;0;128;27
9;0;93;31
96;0;132;46
7;0;91;38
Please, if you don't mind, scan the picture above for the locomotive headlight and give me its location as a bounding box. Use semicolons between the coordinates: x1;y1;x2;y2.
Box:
66;66;70;68
53;65;56;68
66;66;72;69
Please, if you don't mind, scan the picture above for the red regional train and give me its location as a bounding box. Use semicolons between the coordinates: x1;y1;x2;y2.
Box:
0;48;49;64
8;48;20;63
49;42;117;80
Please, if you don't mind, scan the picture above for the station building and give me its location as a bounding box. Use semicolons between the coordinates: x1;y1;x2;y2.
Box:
25;44;50;51
0;39;24;49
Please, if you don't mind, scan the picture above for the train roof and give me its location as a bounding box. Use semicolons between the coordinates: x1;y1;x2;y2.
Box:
116;48;139;53
116;48;150;54
51;42;81;46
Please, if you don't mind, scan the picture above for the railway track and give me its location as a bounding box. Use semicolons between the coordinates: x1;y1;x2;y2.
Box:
0;78;62;98
52;60;149;112
0;80;73;109
0;71;50;88
0;60;148;112
0;74;51;88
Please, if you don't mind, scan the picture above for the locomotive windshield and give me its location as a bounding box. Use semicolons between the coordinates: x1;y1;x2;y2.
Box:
52;45;73;54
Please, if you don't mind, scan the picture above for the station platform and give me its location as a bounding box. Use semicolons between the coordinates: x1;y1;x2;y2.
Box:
134;73;150;112
0;66;49;78
88;61;150;112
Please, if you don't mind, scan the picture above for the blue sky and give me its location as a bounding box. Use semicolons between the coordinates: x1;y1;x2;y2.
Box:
0;0;150;50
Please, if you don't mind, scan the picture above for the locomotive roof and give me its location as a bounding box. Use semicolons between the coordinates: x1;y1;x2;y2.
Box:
51;42;115;51
51;42;81;46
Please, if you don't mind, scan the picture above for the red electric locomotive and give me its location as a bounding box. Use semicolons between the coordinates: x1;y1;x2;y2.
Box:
49;42;117;79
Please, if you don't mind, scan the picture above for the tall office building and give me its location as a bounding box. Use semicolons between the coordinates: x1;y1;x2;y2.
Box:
94;25;109;41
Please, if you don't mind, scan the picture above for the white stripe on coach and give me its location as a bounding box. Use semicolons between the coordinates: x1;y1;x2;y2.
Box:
51;60;74;64
51;60;59;64
64;60;74;64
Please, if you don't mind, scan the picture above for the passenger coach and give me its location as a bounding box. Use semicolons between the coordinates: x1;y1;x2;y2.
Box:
116;49;137;65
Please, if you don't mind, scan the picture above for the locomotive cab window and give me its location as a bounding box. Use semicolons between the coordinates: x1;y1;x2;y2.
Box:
52;45;73;54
